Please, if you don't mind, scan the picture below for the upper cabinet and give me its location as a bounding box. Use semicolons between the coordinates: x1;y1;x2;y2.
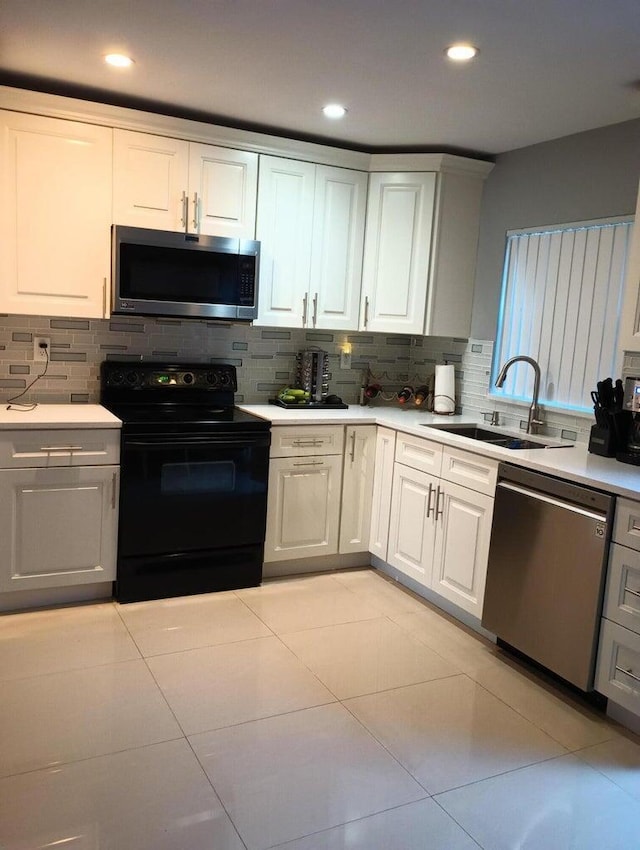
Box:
0;110;112;319
360;166;488;337
255;156;367;329
113;129;258;239
619;178;640;354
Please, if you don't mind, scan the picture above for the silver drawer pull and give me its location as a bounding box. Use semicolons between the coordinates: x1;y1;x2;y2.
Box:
292;440;323;447
426;482;434;519
292;460;323;467
39;445;84;452
615;665;640;684
623;586;640;600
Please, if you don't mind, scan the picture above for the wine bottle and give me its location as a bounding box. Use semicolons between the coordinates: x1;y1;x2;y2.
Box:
397;385;414;404
414;385;429;405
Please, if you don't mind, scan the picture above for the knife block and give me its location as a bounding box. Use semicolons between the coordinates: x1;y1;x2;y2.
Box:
588;424;616;457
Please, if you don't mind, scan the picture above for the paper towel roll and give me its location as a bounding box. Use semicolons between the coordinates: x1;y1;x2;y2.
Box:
434;364;455;414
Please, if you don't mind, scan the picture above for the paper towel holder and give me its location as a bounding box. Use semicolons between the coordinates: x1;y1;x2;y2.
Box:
433;363;456;415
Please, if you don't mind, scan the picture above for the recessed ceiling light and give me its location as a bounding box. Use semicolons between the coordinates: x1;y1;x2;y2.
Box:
104;53;134;68
445;43;478;62
322;103;347;119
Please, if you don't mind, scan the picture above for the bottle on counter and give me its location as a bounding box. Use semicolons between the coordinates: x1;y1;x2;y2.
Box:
397;385;414;404
414;385;429;406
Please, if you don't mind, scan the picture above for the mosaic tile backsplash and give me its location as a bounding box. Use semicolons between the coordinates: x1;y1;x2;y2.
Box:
0;313;596;443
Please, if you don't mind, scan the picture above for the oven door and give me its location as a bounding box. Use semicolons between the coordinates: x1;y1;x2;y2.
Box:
118;430;270;558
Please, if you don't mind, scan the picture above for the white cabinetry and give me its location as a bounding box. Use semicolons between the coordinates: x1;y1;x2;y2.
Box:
368;427;396;560
0;110;112;318
256;156;367;329
113;129;258;238
360;168;487;337
387;433;496;618
596;497;640;714
265;426;344;562
339;425;376;554
0;429;119;594
619;177;640;353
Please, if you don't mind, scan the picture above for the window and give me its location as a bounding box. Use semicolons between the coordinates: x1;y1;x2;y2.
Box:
491;216;633;413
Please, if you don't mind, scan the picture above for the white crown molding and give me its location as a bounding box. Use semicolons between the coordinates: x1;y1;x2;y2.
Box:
0;85;494;176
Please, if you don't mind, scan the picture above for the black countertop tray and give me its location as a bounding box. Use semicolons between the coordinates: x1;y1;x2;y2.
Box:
269;398;349;410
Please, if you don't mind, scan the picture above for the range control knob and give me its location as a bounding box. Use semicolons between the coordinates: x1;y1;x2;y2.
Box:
182;372;194;385
109;370;124;386
219;371;232;388
125;371;139;386
206;371;219;387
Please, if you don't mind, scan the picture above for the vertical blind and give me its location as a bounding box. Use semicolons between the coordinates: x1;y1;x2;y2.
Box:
491;217;633;412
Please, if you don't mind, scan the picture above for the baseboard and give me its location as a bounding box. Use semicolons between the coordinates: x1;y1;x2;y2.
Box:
262;552;371;578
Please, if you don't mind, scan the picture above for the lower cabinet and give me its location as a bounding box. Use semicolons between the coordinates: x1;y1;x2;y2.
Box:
368;427;396;560
265;453;343;561
0;465;119;592
339;425;377;553
264;424;376;563
387;434;496;618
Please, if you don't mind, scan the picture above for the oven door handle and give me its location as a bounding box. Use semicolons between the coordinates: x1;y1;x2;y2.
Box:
125;436;270;449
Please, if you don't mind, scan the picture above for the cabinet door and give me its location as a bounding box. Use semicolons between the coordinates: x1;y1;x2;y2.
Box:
0;466;118;592
369;427;396;560
387;463;438;586
188;143;258;238
255;156;315;327
339;425;376;554
432;480;494;618
113;129;189;231
424;172;484;338
0;110;112;318
360;172;436;334
310;166;367;330
264;454;342;561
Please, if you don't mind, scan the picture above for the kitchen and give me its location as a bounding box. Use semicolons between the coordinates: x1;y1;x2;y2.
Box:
2;2;640;848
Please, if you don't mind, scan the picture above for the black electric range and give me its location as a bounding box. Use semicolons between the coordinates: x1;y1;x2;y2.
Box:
101;361;271;603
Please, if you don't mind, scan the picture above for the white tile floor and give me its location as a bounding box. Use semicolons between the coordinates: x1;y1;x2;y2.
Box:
1;569;639;849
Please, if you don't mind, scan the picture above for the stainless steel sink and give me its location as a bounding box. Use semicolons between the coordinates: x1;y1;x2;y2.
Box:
422;424;550;450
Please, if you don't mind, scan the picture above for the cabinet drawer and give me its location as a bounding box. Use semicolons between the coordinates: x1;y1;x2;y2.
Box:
596;618;640;713
269;425;344;457
604;543;640;633
441;447;498;497
613;498;640;551
0;429;120;468
395;433;443;475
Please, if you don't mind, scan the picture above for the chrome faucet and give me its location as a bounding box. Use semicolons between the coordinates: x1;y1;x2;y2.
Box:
495;355;544;435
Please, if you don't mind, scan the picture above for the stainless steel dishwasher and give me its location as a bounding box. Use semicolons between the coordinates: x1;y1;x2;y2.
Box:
482;463;615;691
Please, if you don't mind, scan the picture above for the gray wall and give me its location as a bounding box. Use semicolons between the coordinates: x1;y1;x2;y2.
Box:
471;117;640;340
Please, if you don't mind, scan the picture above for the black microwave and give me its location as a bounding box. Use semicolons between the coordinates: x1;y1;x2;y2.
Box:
112;226;260;321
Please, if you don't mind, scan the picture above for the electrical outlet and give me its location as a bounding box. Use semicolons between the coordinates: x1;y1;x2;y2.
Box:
340;349;352;370
33;337;51;361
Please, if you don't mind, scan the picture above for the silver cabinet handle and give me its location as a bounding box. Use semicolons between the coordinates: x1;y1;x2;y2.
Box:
40;445;83;452
293;460;324;467
192;191;200;231
364;295;370;328
435;485;444;520
302;293;308;327
616;665;640;684
350;431;356;463
293;439;322;447
181;190;188;231
426;482;434;519
111;472;117;509
312;293;318;328
102;277;108;318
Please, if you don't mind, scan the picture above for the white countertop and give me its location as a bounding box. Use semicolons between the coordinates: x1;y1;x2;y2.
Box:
0;404;121;429
240;403;640;501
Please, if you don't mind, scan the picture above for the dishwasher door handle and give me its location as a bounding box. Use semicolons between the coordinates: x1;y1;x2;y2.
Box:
497;481;608;523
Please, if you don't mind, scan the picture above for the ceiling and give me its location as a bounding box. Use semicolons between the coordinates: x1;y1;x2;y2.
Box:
1;0;639;156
